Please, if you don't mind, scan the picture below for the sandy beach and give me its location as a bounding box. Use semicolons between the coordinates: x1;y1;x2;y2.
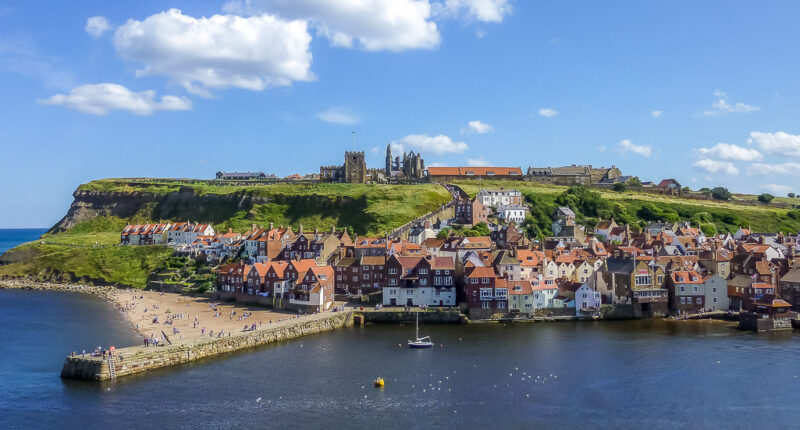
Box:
0;279;344;344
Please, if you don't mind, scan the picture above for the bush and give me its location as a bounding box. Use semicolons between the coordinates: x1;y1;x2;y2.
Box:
758;193;774;203
787;210;800;221
711;187;732;201
691;212;712;226
613;182;627;192
788;193;796;198
699;223;717;237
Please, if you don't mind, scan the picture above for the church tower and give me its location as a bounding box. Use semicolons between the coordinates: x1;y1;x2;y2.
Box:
385;144;392;177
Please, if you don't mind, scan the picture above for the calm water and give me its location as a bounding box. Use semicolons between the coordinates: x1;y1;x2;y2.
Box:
1;290;799;429
2;229;800;429
0;228;47;254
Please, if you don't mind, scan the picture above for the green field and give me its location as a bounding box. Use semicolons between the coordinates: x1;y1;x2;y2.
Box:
0;179;453;287
453;180;800;235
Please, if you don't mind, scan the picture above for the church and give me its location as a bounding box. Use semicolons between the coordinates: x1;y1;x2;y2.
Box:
385;144;426;180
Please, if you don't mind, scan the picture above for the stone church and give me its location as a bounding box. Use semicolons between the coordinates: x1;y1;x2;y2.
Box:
385;144;426;180
319;151;367;183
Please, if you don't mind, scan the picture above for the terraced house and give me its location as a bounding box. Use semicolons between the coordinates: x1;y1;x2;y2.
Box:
382;255;456;307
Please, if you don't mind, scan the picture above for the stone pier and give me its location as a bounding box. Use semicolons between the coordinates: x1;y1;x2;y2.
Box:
61;311;353;381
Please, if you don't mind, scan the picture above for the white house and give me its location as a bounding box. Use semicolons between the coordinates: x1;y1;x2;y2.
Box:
574;283;602;314
476;188;523;207
532;279;559;309
496;205;529;224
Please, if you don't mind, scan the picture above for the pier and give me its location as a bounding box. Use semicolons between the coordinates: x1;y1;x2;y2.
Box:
61;311;353;381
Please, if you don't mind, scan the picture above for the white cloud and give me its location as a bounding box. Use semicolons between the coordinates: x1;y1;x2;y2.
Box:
391;134;468;155
85;16;111;38
703;91;760;117
651;109;662;119
748;162;800;176
466;156;490;166
114;9;314;97
760;184;792;195
617;139;652;158
222;0;440;51
316;107;360;125
749;131;800;158
696;142;762;161
39;83;192;115
692;159;739;175
437;0;512;23
536;108;558;118
463;120;494;134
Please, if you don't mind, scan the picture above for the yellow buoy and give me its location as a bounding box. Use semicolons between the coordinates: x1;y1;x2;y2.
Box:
374;378;385;388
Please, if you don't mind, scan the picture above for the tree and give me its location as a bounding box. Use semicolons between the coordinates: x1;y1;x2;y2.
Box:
699;223;718;237
690;211;713;226
789;193;796;198
464;222;491;237
436;227;451;239
758;193;774;203
613;182;627;192
628;177;642;188
711;187;732;201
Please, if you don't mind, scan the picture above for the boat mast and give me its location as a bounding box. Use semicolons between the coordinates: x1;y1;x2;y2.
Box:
416;312;419;339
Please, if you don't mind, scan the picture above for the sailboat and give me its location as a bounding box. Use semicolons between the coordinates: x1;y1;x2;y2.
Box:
408;312;433;348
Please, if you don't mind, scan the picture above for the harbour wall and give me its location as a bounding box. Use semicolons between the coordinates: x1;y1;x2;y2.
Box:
362;308;465;324
61;311;353;381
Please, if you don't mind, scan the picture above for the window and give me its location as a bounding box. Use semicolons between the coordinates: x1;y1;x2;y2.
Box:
420;278;427;285
680;297;686;304
480;288;493;300
497;301;506;309
635;275;651;286
419;269;428;275
470;278;478;284
390;279;397;285
693;286;698;293
363;274;369;280
434;277;442;285
696;297;702;304
481;301;490;309
712;288;717;293
482;278;490;284
713;297;717;303
389;268;397;275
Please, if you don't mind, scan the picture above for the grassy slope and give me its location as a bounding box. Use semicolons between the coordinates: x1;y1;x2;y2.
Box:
0;180;451;287
454;180;800;233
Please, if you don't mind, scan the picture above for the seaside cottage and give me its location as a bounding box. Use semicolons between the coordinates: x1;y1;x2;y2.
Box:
381;255;456;307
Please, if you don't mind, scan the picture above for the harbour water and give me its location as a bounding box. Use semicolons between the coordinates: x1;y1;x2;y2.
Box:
2;230;800;429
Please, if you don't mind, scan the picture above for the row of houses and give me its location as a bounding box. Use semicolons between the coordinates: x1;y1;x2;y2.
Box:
120;188;799;321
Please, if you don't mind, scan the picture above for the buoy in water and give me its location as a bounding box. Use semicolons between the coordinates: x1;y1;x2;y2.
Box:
374;377;385;388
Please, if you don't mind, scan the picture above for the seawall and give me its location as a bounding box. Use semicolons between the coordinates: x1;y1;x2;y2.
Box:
61;311;353;381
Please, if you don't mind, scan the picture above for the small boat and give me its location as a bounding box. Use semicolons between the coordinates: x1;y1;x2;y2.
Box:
408;313;433;348
374;377;384;387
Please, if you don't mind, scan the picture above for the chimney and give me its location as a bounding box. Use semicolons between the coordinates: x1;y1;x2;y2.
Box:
314;228;319;235
269;222;274;230
228;228;233;233
252;223;257;231
331;225;336;233
298;224;304;234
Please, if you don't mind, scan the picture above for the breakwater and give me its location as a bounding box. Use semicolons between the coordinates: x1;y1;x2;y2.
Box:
61;311;354;381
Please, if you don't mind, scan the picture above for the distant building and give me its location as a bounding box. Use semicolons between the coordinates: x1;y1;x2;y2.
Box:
428;166;523;181
526;165;622;186
215;171;269;180
476;188;523;207
319;151;368;183
385;144;426;180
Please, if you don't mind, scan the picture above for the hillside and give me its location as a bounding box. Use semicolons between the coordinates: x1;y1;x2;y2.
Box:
0;179;452;287
454;180;800;236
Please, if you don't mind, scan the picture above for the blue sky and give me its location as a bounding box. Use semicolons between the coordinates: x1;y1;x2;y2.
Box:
1;0;799;228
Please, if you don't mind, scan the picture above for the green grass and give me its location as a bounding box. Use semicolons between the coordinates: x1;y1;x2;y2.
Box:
453;180;800;234
0;242;173;288
77;179;451;235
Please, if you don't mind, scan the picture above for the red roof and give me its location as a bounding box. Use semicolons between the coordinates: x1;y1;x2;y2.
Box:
428;166;523;176
466;266;496;278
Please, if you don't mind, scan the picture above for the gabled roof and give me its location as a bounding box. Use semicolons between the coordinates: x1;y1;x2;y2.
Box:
466;266;496;278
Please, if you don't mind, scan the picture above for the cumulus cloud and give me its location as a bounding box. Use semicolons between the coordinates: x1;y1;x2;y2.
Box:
316;107;360;125
748;131;800;158
436;0;512;23
748;162;800;176
760;184;792;195
463;120;494;134
617;139;652;158
651;110;662;118
696;142;763;161
536;108;558;118
39;83;192;115
222;0;439;51
85;16;111;38
466;156;490;166
391;134;468;155
692;159;739;175
703;91;760;117
113;9;314;97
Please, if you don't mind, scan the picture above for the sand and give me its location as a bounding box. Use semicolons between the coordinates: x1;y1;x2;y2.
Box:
107;289;328;342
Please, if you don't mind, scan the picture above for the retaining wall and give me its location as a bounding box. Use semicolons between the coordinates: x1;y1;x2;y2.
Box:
61;311;353;381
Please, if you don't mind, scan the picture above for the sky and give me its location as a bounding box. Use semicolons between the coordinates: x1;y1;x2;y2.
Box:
1;0;799;228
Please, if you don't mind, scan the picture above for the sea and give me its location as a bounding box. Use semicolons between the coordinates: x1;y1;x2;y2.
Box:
1;229;800;429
